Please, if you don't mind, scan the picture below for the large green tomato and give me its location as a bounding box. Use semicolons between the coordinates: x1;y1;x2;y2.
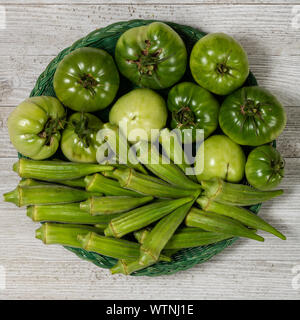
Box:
61;112;103;163
167;82;220;143
115;22;187;90
109;88;167;142
8;96;65;160
190;33;249;95
219;86;286;146
53;47;119;112
195;135;246;183
245;145;284;190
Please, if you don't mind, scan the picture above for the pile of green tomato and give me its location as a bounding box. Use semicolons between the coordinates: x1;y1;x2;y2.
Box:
8;22;286;191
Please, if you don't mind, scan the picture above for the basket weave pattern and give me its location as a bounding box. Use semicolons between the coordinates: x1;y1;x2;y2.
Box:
29;19;259;276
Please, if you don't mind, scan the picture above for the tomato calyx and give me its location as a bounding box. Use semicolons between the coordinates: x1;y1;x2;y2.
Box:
216;63;229;76
77;73;98;96
39;118;65;146
173;106;196;128
70;113;94;148
240;99;262;117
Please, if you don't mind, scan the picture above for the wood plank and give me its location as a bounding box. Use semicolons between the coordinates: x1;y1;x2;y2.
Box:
0;4;299;106
0;106;299;158
0;156;299;299
1;1;300;4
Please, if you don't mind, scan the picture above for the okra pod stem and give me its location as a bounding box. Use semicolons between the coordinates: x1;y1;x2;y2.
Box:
4;184;102;207
27;203;122;224
113;168;198;199
35;223;102;248
201;178;283;206
97;123;147;174
84;174;142;197
135;140;200;190
164;227;232;249
78;232;141;260
80;195;153;215
13;158;114;181
105;197;193;238
139;192;199;265
197;197;286;240
185;207;264;242
159;128;197;181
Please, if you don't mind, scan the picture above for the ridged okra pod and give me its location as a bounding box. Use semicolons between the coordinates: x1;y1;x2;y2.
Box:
35;223;102;248
84;173;142;197
159;128;197;181
134;140;200;190
105;197;193;238
164;227;232;249
113;168;197;199
185;207;264;242
78;232;140;260
27;203;122;224
13;158;114;181
201;178;283;206
197;197;286;240
139;191;199;265
96;123;147;174
4;184;102;207
19;177;86;188
80;195;153;215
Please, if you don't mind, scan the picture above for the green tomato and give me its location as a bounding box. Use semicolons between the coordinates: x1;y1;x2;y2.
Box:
195;135;246;183
109;88;167;142
245;145;284;190
8;96;65;160
190;33;249;95
61;112;103;163
115;22;187;90
167;82;220;143
53;47;119;112
219;86;286;146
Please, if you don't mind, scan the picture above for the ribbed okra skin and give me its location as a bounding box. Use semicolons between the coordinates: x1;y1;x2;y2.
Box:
185;207;264;242
201;178;283;206
80;196;153;215
4;184;102;207
13;158;114;181
78;232;140;260
164;228;232;249
19;178;86;188
159;128;197;181
134;140;200;190
84;174;142;197
35;223;102;248
27;203;122;224
113;168;198;199
97;123;147;174
139;193;198;265
105;197;193;238
197;197;286;240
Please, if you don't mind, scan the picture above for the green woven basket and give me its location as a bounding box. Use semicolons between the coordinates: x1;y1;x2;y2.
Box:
28;19;260;276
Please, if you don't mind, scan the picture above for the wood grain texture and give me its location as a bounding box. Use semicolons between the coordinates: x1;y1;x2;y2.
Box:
0;0;300;300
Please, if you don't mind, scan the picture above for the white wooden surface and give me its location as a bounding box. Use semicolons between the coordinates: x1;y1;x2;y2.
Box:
0;0;300;300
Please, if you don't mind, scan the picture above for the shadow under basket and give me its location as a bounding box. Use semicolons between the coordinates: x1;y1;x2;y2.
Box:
26;19;262;276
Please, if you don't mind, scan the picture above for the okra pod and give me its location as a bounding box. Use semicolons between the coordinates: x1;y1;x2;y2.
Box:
105;197;193;238
84;174;142;197
139;192;198;265
113;168;198;199
13;158;114;181
164;227;232;249
197;197;286;240
134;140;200;190
185;207;264;242
97;123;147;174
27;203;122;224
78;232;140;260
19;178;86;188
80;195;153;215
35;223;102;248
159;128;197;181
202;178;283;206
4;184;102;207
